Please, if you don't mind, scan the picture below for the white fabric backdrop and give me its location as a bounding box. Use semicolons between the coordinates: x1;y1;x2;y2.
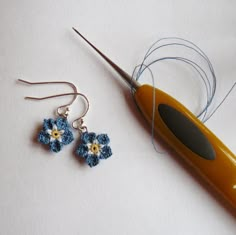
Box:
0;0;236;234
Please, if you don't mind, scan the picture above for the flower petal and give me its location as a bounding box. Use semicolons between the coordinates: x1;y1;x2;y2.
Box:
49;140;62;153
59;130;65;135
81;132;96;144
56;117;69;130
38;131;50;145
47;129;52;135
61;130;74;145
43;119;54;131
52;124;58;131
76;144;88;158
97;134;110;145
85;155;99;167
100;146;112;159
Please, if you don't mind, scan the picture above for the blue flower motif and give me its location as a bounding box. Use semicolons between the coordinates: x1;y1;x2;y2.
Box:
38;117;74;153
76;132;112;167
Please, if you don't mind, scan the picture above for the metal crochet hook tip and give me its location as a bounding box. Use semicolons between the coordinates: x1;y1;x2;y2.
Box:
72;27;140;90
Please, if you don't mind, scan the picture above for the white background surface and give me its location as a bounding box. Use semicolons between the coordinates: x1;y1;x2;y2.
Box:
0;0;236;234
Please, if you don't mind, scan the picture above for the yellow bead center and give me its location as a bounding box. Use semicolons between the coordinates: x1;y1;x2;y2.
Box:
51;130;61;139
90;144;101;154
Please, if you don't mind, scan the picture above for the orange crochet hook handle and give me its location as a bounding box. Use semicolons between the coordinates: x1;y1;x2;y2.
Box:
72;28;236;207
134;84;236;207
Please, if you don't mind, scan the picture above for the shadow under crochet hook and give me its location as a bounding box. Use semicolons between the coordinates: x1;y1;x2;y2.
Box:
72;27;236;207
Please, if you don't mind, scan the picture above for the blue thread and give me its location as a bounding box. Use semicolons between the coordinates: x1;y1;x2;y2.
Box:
85;155;100;167
81;132;96;144
43;118;54;131
56;117;70;130
205;82;236;121
50;140;62;153
97;134;110;145
131;37;235;151
38;131;50;145
77;144;89;156
38;117;74;153
100;145;112;159
62;130;74;145
76;132;112;167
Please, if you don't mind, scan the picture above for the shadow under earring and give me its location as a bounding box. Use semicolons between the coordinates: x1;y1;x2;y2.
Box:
72;93;112;167
19;79;76;153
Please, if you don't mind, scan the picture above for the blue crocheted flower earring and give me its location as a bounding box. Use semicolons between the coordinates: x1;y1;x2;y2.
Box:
38;117;74;153
19;79;77;153
72;93;112;167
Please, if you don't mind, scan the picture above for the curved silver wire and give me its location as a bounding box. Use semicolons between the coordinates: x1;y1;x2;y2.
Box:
18;79;78;117
30;92;89;132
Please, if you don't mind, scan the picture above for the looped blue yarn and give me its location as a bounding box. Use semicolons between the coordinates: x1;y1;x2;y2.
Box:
38;117;74;153
131;37;236;153
76;132;112;167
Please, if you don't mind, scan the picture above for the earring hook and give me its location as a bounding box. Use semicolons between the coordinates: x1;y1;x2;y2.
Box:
70;93;89;132
18;79;78;118
30;92;89;132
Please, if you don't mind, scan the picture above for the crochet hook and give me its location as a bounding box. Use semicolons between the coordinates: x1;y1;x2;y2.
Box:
72;27;236;207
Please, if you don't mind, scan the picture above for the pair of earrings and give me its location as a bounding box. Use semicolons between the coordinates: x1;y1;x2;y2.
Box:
19;79;112;167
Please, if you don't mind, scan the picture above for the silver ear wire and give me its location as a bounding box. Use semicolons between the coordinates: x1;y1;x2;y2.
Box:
71;93;89;132
18;79;78;118
18;79;90;131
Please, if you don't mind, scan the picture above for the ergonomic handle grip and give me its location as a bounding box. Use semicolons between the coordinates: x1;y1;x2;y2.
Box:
134;84;236;207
